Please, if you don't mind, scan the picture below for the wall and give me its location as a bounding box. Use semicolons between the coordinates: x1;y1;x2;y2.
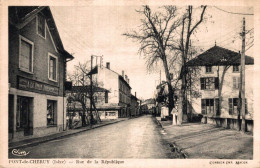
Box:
9;15;65;97
96;67;119;105
9;88;65;141
189;64;254;119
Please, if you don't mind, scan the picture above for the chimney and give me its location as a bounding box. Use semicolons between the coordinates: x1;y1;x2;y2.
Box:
125;75;127;81
122;70;124;78
135;92;136;97
106;62;110;69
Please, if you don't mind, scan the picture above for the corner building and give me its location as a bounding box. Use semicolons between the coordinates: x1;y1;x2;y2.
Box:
8;6;73;141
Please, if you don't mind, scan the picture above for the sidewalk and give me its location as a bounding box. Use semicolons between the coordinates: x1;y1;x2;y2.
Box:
9;118;128;150
156;117;253;159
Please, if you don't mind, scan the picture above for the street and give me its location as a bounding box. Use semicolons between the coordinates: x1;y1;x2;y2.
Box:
9;115;172;158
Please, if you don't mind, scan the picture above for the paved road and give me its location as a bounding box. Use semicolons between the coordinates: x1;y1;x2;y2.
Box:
9;115;172;158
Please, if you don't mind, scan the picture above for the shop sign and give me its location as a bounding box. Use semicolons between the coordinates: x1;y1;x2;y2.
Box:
18;77;59;95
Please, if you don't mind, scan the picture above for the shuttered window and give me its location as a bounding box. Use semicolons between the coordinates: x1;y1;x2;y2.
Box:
19;36;33;73
200;77;219;90
233;76;240;89
201;99;214;114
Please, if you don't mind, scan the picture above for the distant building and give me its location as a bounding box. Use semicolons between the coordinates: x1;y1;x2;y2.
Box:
90;62;132;118
130;93;139;117
186;45;254;131
8;7;74;141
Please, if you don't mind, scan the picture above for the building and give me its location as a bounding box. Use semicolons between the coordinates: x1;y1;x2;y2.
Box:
8;7;74;141
66;85;114;124
186;45;254;131
90;62;132;118
130;93;139;117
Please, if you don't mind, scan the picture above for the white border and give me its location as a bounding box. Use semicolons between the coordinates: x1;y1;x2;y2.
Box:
48;52;59;82
19;35;34;74
36;14;46;39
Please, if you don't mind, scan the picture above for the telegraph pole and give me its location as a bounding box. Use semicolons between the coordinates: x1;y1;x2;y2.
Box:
240;17;246;132
90;55;93;125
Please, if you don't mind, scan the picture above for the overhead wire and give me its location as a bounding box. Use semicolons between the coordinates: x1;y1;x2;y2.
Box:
213;6;254;16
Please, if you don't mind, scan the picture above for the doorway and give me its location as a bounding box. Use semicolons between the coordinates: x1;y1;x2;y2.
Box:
17;96;33;136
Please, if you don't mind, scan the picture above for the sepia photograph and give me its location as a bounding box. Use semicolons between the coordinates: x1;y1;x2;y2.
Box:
1;0;260;167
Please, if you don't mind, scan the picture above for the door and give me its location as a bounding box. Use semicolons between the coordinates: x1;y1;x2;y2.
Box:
17;96;33;136
9;94;14;140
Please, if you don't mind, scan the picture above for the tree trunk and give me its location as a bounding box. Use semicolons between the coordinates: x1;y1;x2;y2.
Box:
162;57;174;115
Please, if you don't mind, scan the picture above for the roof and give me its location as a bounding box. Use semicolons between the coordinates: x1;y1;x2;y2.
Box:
9;6;74;60
186;45;254;66
131;94;138;100
70;86;109;93
119;75;131;89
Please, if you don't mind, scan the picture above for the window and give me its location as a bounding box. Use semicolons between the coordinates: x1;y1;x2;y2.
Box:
47;100;57;126
48;53;58;81
105;91;108;103
37;13;46;38
201;99;214;114
228;98;239;115
19;36;34;73
233;65;239;72
205;66;212;73
200;77;219;90
233;76;240;89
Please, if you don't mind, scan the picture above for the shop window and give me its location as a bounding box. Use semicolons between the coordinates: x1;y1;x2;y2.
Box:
48;53;58;81
47;100;57;126
37;13;46;38
201;99;214;114
19;36;34;73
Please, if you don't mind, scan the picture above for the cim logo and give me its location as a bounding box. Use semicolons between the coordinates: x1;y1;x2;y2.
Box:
11;149;30;156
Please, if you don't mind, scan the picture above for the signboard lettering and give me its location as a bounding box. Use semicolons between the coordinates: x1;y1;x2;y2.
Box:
18;77;59;95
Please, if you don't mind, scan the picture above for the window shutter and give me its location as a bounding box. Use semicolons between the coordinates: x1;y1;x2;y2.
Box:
228;98;233;115
200;78;204;90
215;77;219;89
233;77;236;89
201;99;206;114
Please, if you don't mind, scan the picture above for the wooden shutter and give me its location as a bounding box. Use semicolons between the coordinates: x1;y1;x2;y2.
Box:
200;78;205;90
21;40;31;71
201;99;206;114
228;98;233;115
215;77;219;89
233;77;237;89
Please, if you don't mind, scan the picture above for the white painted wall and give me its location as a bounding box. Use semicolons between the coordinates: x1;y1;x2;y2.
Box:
190;64;254;119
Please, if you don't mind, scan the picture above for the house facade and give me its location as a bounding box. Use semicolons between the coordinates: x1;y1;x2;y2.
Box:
93;62;132;118
8;7;73;141
130;93;139;117
186;45;254;132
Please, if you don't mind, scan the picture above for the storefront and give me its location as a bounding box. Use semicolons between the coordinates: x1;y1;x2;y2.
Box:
8;77;66;142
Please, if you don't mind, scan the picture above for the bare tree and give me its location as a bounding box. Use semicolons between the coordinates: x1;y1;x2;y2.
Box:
124;5;181;114
177;6;207;124
67;62;102;127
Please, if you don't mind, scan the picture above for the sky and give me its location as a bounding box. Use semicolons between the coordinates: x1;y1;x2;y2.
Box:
50;5;254;100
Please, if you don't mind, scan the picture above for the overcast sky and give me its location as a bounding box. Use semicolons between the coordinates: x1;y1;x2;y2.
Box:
50;5;254;100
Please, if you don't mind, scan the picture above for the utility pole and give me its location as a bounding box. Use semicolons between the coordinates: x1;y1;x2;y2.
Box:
90;55;93;125
240;17;246;132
